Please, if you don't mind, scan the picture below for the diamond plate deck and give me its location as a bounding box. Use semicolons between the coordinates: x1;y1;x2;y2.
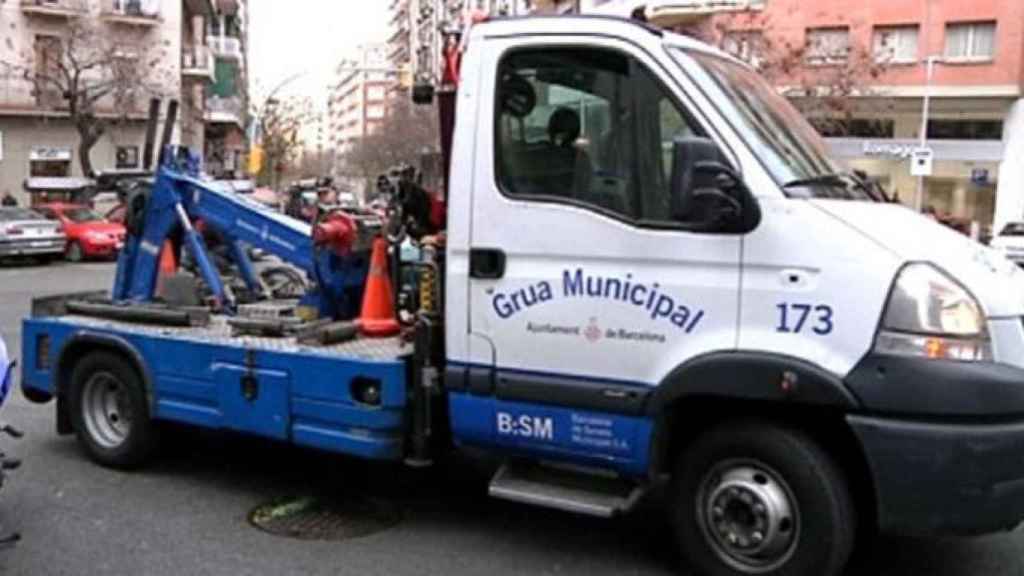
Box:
53;314;409;361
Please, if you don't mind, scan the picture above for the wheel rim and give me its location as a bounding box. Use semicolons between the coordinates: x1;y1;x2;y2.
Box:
696;459;801;574
81;371;133;449
67;243;82;262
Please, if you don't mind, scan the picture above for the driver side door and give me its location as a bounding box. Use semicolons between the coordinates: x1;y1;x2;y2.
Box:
456;38;744;470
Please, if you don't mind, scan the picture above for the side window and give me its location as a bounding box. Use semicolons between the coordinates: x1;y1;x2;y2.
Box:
495;47;704;224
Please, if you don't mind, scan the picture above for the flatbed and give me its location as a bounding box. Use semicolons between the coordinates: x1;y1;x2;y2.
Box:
22;306;410;461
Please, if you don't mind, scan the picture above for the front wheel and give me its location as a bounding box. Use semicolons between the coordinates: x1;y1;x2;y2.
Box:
65;241;84;263
68;352;158;469
671;421;855;576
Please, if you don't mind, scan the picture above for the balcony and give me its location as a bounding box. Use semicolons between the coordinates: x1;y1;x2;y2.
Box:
101;0;161;26
182;45;215;81
216;0;240;14
0;74;40;115
0;73;146;118
204;95;245;127
183;0;216;16
207;35;243;61
19;0;84;18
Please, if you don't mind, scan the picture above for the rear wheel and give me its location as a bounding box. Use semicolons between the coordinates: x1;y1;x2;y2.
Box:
65;241;84;263
68;352;158;469
671;421;855;576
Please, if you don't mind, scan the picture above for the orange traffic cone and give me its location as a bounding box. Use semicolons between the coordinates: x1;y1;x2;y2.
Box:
155;240;177;296
359;237;400;337
159;240;177;275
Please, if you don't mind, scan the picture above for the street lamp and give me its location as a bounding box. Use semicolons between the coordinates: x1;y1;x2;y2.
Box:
914;55;943;212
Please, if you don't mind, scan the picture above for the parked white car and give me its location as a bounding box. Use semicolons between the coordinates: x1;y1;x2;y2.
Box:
0;207;67;262
990;222;1024;266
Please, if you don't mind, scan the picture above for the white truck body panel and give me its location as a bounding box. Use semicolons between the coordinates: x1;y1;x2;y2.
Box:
446;16;1024;385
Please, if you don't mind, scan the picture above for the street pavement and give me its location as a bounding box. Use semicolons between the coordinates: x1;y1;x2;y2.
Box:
0;260;1022;575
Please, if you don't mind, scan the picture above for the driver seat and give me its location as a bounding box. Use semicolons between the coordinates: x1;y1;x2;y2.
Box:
545;107;593;201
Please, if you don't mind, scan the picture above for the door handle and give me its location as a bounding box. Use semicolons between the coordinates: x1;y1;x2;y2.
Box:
470;248;506;279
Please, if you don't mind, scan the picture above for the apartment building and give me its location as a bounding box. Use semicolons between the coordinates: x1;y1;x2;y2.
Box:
327;43;390;156
204;0;248;178
388;0;413;94
533;0;1024;236
720;0;1023;235
0;0;243;201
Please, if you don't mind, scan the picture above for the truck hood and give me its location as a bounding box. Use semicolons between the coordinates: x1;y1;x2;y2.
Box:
811;199;1024;318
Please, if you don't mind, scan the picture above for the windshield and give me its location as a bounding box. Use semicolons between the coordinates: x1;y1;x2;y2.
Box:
64;208;103;223
0;208;44;221
669;48;874;201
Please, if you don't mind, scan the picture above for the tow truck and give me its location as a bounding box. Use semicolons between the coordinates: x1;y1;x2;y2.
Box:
19;15;1024;576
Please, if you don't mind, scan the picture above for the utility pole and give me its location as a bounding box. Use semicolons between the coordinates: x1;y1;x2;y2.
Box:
914;55;939;212
914;0;935;212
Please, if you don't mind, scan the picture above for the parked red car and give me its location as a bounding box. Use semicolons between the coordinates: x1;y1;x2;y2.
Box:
34;203;126;262
105;203;126;224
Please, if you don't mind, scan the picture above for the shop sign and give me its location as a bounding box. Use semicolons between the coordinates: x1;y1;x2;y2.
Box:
29;147;72;162
862;141;916;159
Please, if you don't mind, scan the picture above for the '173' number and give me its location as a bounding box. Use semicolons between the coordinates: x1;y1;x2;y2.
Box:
776;303;834;335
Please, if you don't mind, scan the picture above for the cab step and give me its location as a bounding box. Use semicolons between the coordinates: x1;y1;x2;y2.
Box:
488;462;644;518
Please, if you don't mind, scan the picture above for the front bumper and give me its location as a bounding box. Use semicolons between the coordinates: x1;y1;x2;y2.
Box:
0;238;65;257
81;238;122;257
850;414;1024;536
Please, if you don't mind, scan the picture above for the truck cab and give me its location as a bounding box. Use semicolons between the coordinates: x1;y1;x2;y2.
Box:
442;16;1024;575
18;16;1024;576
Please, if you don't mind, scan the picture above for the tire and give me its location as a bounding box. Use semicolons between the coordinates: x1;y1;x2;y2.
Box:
68;352;158;469
260;265;307;298
671;421;855;576
65;241;84;263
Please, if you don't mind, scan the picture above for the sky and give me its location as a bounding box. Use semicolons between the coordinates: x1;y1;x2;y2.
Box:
249;0;390;105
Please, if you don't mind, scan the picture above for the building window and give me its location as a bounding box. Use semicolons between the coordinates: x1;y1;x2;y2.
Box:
34;35;63;107
367;86;385;100
812;118;895;138
873;25;919;64
723;30;765;68
927;119;1003;140
367;105;385;119
115;146;140;169
806;27;850;66
944;22;996;61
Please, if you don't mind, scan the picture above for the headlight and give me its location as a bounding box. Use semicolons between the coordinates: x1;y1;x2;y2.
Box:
874;263;991;361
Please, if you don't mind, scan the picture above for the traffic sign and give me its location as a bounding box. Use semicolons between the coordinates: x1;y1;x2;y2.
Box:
910;147;934;177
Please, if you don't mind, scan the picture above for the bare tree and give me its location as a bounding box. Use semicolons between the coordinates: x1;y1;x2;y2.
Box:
257;95;314;188
0;4;172;177
339;97;439;195
688;12;892;137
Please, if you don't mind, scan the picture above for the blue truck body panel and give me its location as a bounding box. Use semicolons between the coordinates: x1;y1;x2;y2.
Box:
21;316;409;461
449;392;653;476
22;315;656;474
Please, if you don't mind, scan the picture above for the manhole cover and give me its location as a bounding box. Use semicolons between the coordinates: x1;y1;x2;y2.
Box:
249;495;402;540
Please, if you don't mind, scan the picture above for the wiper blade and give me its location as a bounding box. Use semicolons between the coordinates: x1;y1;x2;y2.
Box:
782;173;847;189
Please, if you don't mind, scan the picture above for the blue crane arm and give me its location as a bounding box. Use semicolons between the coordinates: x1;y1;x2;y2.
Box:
113;149;313;307
113;148;370;320
178;173;315;272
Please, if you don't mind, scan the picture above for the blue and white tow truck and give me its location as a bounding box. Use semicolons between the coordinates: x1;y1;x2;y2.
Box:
19;16;1024;576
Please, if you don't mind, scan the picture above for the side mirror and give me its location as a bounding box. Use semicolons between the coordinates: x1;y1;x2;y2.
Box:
669;137;759;233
